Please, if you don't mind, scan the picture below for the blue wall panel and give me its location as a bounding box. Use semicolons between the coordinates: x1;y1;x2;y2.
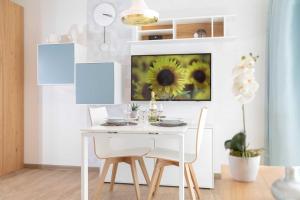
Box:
38;43;74;84
76;63;115;104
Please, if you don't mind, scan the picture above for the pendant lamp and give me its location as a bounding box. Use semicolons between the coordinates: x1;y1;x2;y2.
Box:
121;0;159;26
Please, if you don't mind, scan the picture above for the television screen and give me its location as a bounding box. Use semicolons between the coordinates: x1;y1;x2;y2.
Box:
131;54;211;101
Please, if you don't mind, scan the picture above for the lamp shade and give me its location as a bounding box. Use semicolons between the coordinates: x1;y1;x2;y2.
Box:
268;0;300;166
121;0;159;25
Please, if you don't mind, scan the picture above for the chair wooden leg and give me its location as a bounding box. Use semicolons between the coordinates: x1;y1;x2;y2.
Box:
138;158;151;185
147;160;161;200
153;166;164;197
109;163;118;192
94;159;111;200
130;158;141;200
185;164;196;200
189;164;201;199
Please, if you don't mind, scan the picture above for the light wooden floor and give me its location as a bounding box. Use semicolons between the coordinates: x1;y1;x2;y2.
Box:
0;166;283;200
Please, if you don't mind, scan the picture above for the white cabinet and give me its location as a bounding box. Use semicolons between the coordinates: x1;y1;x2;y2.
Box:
103;128;214;188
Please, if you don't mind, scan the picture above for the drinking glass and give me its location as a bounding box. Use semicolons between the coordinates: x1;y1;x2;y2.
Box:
139;106;148;124
157;104;164;121
123;104;131;123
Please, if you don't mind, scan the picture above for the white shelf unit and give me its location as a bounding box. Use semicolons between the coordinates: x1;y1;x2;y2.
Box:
131;15;236;44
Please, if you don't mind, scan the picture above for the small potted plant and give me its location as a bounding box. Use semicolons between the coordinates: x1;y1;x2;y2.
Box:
225;132;263;182
226;53;263;182
130;103;139;118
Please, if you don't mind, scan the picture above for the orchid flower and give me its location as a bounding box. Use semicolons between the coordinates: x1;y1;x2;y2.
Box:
232;53;259;133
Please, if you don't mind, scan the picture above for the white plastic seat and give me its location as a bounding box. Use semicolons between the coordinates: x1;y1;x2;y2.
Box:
146;147;195;163
97;147;150;159
90;106;151;159
90;106;151;200
146;107;208;200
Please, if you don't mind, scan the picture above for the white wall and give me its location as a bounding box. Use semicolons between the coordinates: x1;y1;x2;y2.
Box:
19;0;88;165
21;0;269;173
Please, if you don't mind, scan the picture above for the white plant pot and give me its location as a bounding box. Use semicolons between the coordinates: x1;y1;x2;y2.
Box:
130;111;138;118
229;155;261;182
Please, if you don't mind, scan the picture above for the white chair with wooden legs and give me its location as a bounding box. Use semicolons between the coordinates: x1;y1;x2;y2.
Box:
146;107;208;200
89;107;151;200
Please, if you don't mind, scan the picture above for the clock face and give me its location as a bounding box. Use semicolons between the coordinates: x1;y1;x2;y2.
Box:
93;3;116;27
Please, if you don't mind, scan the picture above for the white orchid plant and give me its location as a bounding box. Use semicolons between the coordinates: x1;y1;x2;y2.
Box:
224;53;262;158
232;53;259;134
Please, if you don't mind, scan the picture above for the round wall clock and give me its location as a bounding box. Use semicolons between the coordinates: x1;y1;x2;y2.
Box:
93;3;116;27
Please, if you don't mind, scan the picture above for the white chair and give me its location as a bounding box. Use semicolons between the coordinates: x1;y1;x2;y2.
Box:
90;107;151;200
146;107;208;200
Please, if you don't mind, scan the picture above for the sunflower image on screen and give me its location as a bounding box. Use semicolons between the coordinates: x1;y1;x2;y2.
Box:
131;54;211;101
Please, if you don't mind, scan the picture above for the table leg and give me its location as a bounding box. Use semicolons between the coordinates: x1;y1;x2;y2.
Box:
81;135;89;200
179;134;185;200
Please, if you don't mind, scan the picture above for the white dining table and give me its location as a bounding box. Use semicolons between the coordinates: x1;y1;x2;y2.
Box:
80;123;190;200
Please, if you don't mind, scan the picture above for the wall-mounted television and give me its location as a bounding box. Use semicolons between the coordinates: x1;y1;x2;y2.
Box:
131;53;211;101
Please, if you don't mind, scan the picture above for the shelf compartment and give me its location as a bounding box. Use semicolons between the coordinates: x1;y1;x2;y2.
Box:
140;20;173;31
141;34;173;41
139;29;173;36
176;22;212;39
212;17;224;37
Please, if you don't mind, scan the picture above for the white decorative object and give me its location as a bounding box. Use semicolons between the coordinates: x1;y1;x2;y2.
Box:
121;0;159;26
47;34;60;43
68;24;80;42
65;24;87;46
76;25;88;46
272;167;300;200
229;155;261;182
59;34;72;43
93;3;116;27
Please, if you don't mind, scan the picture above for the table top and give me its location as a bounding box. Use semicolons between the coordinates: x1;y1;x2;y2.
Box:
219;165;284;200
81;123;189;135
